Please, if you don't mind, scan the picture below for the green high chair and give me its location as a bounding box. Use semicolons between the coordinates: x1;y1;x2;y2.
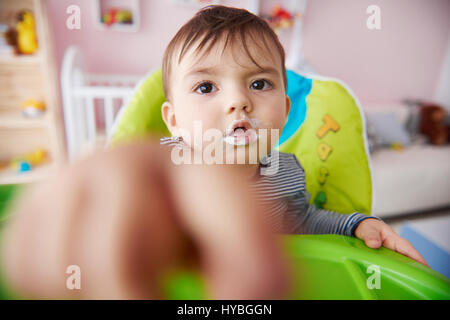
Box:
1;70;449;300
110;69;450;300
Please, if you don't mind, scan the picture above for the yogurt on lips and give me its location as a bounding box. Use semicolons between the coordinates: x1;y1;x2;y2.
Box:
223;117;260;146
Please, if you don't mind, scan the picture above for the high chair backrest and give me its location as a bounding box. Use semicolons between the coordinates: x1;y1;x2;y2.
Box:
278;70;373;215
111;69;373;216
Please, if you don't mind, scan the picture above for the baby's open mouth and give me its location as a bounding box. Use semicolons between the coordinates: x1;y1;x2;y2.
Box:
224;119;259;146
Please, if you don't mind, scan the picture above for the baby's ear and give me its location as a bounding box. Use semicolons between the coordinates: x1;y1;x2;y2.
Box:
161;101;177;136
285;95;291;117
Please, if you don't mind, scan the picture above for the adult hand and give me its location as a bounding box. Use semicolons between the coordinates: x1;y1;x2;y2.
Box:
0;141;288;299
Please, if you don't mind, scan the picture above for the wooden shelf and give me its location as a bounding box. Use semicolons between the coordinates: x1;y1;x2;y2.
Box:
0;53;41;65
0;163;55;185
0;0;66;185
97;23;139;32
0;110;50;129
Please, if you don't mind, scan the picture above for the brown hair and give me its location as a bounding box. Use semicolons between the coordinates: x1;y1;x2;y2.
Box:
162;5;287;101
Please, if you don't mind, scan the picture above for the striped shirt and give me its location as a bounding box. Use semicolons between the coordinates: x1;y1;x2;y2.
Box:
161;136;379;235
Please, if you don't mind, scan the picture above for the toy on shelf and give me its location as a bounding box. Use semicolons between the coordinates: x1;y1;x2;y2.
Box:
21;99;46;118
389;142;405;151
262;5;297;33
17;161;31;173
0;24;14;55
0;159;8;171
4;10;39;55
102;8;133;27
24;148;47;166
419;104;449;145
17;11;38;54
7;148;48;174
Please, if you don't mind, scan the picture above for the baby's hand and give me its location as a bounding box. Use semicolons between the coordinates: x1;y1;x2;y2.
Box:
354;218;429;267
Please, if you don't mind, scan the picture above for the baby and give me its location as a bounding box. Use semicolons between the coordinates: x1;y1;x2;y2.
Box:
0;5;428;300
158;4;427;262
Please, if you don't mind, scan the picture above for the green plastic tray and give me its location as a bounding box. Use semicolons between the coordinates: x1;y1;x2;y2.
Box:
164;234;450;300
1;183;449;299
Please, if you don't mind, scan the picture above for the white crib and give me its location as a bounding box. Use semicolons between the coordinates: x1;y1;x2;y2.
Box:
61;46;144;159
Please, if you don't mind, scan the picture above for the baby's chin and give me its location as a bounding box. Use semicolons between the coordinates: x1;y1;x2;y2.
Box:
181;126;279;165
223;128;258;147
223;141;263;165
201;137;274;166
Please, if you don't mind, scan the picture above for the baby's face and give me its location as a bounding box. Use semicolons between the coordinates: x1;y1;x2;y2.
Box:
162;36;290;161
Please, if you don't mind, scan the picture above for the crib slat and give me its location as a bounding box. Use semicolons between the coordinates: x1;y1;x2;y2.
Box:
85;97;96;149
104;97;114;136
74;96;87;155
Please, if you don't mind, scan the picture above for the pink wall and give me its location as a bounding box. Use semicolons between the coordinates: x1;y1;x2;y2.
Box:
47;0;450;106
301;0;450;105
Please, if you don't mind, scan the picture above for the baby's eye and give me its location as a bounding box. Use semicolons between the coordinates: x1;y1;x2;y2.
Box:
195;82;217;94
250;79;272;91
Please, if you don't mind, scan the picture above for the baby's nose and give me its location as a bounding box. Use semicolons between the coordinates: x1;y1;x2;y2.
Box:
225;94;252;114
227;104;250;113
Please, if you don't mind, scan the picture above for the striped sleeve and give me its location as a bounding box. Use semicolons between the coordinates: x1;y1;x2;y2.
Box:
278;153;382;236
295;199;381;236
160;136;184;147
158;141;382;236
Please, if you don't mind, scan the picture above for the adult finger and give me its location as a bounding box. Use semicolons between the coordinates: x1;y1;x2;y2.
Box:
0;143;185;299
168;163;290;299
66;143;188;299
0;166;85;299
382;233;430;267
